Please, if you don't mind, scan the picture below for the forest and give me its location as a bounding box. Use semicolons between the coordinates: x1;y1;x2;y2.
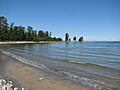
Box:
0;16;62;42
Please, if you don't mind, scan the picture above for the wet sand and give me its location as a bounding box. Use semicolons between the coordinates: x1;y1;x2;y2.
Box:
4;59;91;90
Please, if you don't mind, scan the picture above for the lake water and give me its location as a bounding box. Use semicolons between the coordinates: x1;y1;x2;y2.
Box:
0;41;120;90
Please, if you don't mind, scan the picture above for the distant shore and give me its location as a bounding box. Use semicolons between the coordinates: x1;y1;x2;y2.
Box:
0;41;55;44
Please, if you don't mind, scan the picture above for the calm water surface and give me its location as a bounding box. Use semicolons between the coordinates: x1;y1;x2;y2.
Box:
0;41;120;90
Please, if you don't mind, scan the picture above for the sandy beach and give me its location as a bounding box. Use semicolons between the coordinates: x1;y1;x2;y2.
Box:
0;41;53;45
2;55;91;90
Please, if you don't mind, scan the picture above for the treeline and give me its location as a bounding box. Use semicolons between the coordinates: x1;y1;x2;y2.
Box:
65;33;83;42
0;16;62;41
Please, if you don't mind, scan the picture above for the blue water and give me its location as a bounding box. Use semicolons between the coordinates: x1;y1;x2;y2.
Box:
0;41;120;90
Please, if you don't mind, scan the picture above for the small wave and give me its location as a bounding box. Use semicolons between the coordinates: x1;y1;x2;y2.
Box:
68;60;87;64
55;59;88;65
1;51;47;70
68;60;118;71
1;50;112;90
59;71;112;90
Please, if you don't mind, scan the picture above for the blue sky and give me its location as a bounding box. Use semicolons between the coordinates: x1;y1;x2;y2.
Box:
0;0;120;41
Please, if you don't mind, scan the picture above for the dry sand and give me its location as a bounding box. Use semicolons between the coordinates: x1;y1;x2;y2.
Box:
5;60;91;90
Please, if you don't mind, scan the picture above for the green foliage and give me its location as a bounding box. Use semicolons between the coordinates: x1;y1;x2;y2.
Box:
0;16;9;41
65;33;69;41
79;37;83;42
73;37;76;41
0;16;62;42
69;38;71;41
0;16;8;30
26;26;33;41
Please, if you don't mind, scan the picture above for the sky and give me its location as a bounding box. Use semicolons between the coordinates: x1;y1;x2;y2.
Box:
0;0;120;41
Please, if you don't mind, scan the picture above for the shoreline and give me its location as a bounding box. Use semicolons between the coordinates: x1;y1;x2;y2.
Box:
0;41;55;44
0;41;120;90
0;52;91;90
0;76;24;90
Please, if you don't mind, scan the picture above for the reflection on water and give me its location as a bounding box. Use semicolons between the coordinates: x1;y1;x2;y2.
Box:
0;41;120;90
